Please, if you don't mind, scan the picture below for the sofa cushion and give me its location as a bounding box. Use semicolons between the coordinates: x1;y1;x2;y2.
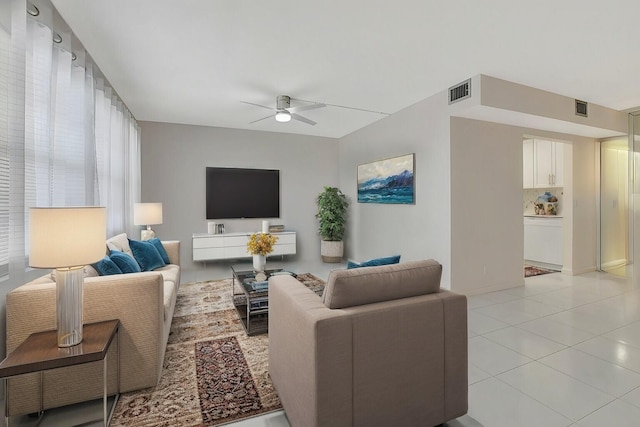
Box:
148;238;171;265
322;259;442;309
129;239;166;271
109;251;141;274
347;255;401;269
93;256;123;276
106;233;133;257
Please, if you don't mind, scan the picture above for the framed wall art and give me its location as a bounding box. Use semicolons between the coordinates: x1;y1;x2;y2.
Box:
357;153;415;204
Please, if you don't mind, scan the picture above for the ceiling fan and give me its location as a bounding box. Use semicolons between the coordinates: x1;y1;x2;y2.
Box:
241;95;326;126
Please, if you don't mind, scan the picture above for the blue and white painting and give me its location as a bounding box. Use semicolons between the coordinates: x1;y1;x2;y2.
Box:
357;154;414;204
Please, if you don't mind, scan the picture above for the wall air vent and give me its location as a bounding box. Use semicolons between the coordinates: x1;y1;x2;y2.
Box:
448;79;471;104
575;99;588;117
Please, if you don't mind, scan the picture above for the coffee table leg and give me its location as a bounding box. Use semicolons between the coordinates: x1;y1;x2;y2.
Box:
246;303;251;334
4;377;8;427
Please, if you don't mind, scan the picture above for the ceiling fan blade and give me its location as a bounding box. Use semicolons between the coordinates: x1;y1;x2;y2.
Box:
291;113;317;126
249;114;273;124
241;101;273;110
286;103;326;114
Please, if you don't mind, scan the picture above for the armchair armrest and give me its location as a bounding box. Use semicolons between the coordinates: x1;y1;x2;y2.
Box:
268;275;353;427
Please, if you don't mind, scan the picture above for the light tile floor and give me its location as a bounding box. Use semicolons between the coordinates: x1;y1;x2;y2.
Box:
8;268;640;427
235;269;640;427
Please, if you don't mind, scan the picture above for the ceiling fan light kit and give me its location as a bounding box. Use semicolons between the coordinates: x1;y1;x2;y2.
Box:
275;111;291;122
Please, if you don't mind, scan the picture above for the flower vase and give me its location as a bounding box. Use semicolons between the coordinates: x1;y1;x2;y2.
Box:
253;254;266;273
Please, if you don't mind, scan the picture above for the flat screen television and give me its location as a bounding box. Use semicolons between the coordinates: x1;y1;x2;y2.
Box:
206;167;280;219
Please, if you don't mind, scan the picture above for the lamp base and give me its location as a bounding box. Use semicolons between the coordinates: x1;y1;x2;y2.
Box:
141;228;156;241
55;266;84;347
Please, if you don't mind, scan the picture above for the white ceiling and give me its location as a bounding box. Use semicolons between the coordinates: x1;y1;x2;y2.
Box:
51;0;640;139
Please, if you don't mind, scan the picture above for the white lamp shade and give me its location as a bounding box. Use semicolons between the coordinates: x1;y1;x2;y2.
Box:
134;203;163;226
29;207;107;268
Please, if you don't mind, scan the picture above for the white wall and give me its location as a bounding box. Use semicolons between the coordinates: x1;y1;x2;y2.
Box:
450;117;525;293
449;118;598;292
139;122;339;279
339;91;453;288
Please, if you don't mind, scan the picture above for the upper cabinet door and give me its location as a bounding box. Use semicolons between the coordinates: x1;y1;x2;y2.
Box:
523;139;534;188
553;142;564;187
534;139;554;187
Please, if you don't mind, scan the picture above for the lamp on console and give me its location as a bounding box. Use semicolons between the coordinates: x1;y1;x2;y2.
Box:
134;202;163;241
29;207;106;347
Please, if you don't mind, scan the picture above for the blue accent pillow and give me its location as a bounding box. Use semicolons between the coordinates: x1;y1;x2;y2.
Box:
109;250;142;273
92;256;123;276
346;260;361;269
129;239;166;271
347;255;401;269
147;238;170;264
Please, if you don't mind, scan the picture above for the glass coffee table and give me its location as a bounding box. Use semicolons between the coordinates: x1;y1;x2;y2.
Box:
231;266;295;335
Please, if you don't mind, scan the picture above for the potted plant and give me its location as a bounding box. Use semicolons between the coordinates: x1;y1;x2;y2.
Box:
316;186;348;262
247;232;278;273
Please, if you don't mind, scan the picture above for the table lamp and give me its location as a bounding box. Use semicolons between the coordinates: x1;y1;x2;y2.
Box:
29;207;106;347
134;202;163;240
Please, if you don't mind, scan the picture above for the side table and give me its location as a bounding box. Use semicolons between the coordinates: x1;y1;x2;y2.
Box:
0;319;120;426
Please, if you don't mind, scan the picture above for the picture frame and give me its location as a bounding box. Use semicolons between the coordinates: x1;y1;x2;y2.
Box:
357;153;415;204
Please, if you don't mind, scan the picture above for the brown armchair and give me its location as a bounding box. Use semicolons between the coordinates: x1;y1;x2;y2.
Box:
268;259;468;427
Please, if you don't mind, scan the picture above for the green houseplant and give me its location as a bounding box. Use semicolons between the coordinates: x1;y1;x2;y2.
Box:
316;186;348;262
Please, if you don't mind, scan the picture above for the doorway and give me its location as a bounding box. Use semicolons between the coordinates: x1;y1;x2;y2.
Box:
600;138;631;277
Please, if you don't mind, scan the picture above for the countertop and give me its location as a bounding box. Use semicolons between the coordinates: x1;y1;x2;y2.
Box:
524;214;563;218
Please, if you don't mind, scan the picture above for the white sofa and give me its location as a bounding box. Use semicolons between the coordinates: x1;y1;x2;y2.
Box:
4;239;180;416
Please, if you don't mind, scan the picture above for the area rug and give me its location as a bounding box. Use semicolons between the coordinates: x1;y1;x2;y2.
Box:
110;273;325;426
524;265;559;277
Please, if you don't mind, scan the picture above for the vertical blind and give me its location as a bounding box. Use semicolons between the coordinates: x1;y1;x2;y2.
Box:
0;0;141;284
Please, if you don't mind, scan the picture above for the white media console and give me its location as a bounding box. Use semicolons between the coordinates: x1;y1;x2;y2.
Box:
192;231;296;262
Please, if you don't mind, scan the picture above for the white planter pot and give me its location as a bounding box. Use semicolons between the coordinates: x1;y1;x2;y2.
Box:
320;240;343;263
253;254;266;272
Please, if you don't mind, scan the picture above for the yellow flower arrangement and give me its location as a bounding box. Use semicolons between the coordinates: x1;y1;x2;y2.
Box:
247;232;279;256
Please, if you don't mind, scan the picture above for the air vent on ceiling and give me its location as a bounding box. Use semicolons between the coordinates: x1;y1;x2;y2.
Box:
575;99;588;117
449;79;471;104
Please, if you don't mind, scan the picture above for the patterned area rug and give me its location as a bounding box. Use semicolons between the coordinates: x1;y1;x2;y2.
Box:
110;273;325;426
524;265;559;277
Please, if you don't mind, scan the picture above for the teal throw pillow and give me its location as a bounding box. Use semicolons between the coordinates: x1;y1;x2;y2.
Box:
109;250;142;273
347;255;401;269
346;260;361;269
129;239;166;271
148;238;170;264
93;256;123;276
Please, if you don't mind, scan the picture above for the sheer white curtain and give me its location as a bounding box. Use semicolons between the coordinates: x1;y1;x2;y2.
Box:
0;0;141;283
95;81;141;236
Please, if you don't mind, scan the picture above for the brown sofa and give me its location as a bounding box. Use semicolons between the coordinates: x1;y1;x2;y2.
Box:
268;259;468;427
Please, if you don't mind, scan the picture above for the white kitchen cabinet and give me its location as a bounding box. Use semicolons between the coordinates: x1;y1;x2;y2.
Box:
533;139;564;188
523;139;534;188
523;139;564;189
524;216;563;266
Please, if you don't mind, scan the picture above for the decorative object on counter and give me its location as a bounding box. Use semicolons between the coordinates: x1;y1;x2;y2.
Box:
269;224;285;233
207;222;217;234
262;220;269;233
247;232;279;275
534;191;558;215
